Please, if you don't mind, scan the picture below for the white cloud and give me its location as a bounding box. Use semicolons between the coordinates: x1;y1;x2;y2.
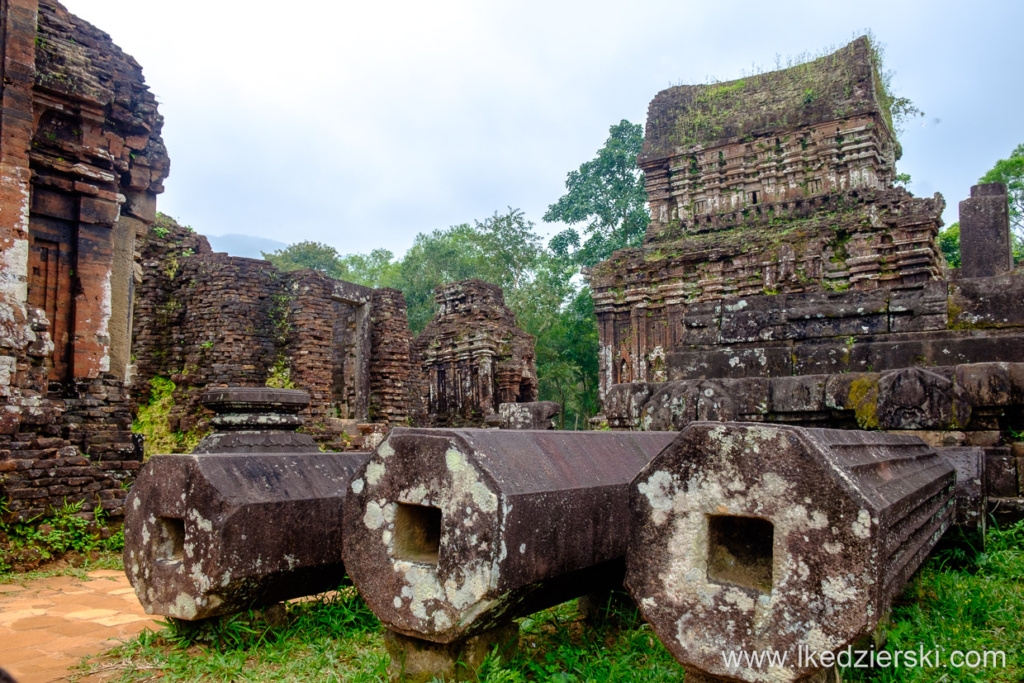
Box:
61;0;1024;253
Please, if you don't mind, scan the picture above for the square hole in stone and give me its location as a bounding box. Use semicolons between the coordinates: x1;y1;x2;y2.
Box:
393;503;442;565
154;517;185;565
707;515;774;594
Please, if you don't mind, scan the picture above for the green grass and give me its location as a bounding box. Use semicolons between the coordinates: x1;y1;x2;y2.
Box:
71;520;1023;682
78;587;388;682
842;520;1024;682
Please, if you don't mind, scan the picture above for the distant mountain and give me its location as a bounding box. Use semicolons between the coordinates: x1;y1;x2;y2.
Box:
205;233;289;259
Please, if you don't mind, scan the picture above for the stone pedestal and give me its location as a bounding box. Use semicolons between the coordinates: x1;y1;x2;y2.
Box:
960;183;1013;279
194;387;319;453
384;624;518;682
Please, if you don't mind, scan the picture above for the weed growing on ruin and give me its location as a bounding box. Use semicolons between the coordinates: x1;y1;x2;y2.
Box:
132;376;208;457
0;499;124;574
265;356;296;389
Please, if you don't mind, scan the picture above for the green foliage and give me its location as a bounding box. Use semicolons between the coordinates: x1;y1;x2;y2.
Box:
545;120;650;268
265;356;296;389
262;241;349;279
132;376;207;457
0;499;124;573
533;286;600;430
940;222;962;268
336;248;399;288
979;142;1024;264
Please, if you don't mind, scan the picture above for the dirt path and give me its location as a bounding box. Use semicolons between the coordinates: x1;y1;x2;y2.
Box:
0;570;161;683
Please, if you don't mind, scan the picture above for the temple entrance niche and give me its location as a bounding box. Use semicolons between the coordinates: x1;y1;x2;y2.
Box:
28;217;76;382
330;284;372;421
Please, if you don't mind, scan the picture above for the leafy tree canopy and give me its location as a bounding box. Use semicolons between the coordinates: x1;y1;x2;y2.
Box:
392;208;544;332
337;248;398;289
938;222;961;269
262;241;347;279
544;120;649;267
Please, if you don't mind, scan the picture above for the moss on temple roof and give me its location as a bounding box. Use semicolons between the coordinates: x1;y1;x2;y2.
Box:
640;36;894;165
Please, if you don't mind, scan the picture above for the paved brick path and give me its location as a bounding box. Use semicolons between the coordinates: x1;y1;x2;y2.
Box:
0;570;161;683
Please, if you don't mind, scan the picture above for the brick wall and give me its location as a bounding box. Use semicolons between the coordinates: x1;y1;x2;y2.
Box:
0;0;167;522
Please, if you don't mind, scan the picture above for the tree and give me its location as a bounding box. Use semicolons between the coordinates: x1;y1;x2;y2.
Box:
389;208;545;332
262;241;346;279
979;143;1024;264
938;222;961;268
544;120;650;267
337;248;398;288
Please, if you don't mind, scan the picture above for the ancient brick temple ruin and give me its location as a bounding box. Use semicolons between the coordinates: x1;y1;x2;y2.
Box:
412;280;537;426
132;227;539;439
594;37;1024;516
131;216;417;449
0;0;168;520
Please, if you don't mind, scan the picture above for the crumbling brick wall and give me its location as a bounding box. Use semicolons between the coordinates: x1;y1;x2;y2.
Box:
369;288;419;424
0;0;168;521
130;215;214;408
412;280;537;427
132;219;416;444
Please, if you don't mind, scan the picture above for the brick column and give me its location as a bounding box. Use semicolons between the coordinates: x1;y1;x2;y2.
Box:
0;0;37;309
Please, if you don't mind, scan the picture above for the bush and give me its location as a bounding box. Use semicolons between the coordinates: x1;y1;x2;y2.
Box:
0;498;124;573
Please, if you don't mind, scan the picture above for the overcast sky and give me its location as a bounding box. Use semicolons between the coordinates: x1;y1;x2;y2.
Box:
61;0;1023;259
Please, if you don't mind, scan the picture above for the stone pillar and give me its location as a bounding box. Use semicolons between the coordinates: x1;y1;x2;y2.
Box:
960;182;1012;278
342;428;677;644
627;423;956;682
384;624;518;682
124;388;370;620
